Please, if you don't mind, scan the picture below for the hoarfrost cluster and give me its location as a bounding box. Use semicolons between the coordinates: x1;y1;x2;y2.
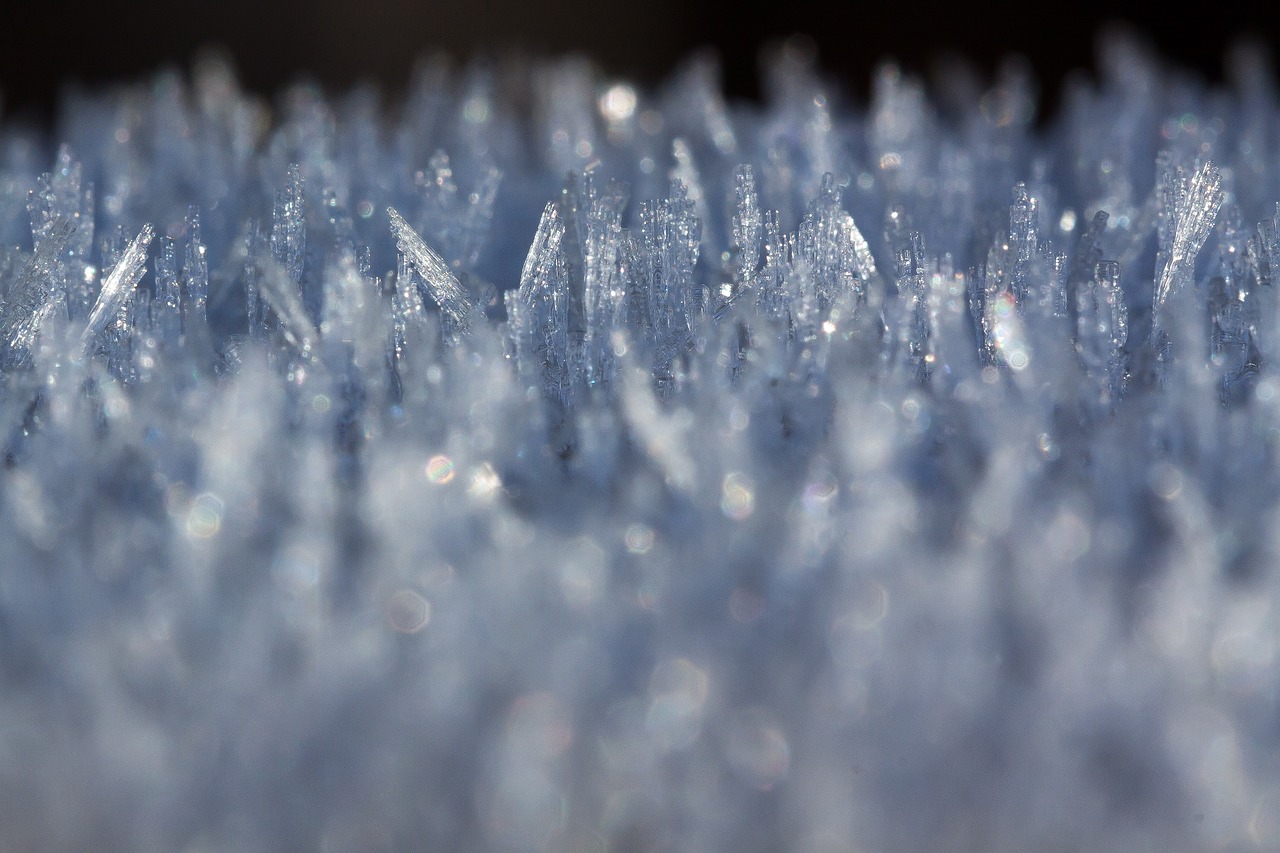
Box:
1;34;1279;851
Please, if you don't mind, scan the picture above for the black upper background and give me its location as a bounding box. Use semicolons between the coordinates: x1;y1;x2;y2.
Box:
0;0;1276;125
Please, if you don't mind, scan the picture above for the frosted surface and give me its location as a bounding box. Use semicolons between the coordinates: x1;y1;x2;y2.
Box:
0;35;1278;851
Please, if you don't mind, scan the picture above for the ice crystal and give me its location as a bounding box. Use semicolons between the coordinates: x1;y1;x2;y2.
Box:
0;217;74;365
81;223;153;353
1154;157;1225;328
2;34;1280;853
389;205;474;331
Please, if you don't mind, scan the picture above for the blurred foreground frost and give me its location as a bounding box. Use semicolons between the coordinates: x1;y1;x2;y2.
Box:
2;34;1280;852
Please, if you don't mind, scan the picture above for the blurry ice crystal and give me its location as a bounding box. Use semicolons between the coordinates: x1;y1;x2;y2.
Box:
2;30;1280;853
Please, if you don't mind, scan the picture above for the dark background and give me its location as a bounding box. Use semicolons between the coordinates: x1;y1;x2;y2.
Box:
0;0;1275;123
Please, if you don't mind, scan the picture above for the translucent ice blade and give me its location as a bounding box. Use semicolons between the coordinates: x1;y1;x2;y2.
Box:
391;251;428;364
665;52;737;156
1249;205;1280;366
1249;205;1279;287
387;206;472;328
271;164;307;286
153;236;183;347
184;207;209;326
1066;210;1109;339
582;193;625;390
241;222;267;340
755;208;790;321
1007;183;1039;302
729;164;762;287
28;146;91;259
81;223;154;353
1154;159;1223;315
414;150;460;262
321;249;367;346
513;201;572;401
796;174;878;308
536;58;600;174
671;138;713;262
1076;259;1127;409
894;231;932;383
1;218;76;362
637;179;702;360
870;65;932;199
519;203;566;298
1209;203;1258;399
457;166;502;273
25;148;96;324
255;255;319;357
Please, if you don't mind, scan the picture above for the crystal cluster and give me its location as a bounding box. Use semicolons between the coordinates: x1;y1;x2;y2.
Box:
1;35;1279;851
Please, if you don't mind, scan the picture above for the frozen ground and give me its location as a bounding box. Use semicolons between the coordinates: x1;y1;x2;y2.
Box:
0;33;1279;851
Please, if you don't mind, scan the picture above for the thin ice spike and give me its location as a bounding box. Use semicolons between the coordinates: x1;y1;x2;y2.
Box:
1153;159;1224;319
255;256;318;358
82;223;154;354
388;206;473;329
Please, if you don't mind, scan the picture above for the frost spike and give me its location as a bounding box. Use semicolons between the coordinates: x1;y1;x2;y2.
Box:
1066;210;1109;340
795;174;878;309
513;202;572;402
1075;259;1127;411
1154;159;1224;317
255;256;319;358
184;207;209;327
271;165;307;285
81;223;154;354
0;219;74;364
388;206;473;329
729;164;762;288
153;236;183;347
